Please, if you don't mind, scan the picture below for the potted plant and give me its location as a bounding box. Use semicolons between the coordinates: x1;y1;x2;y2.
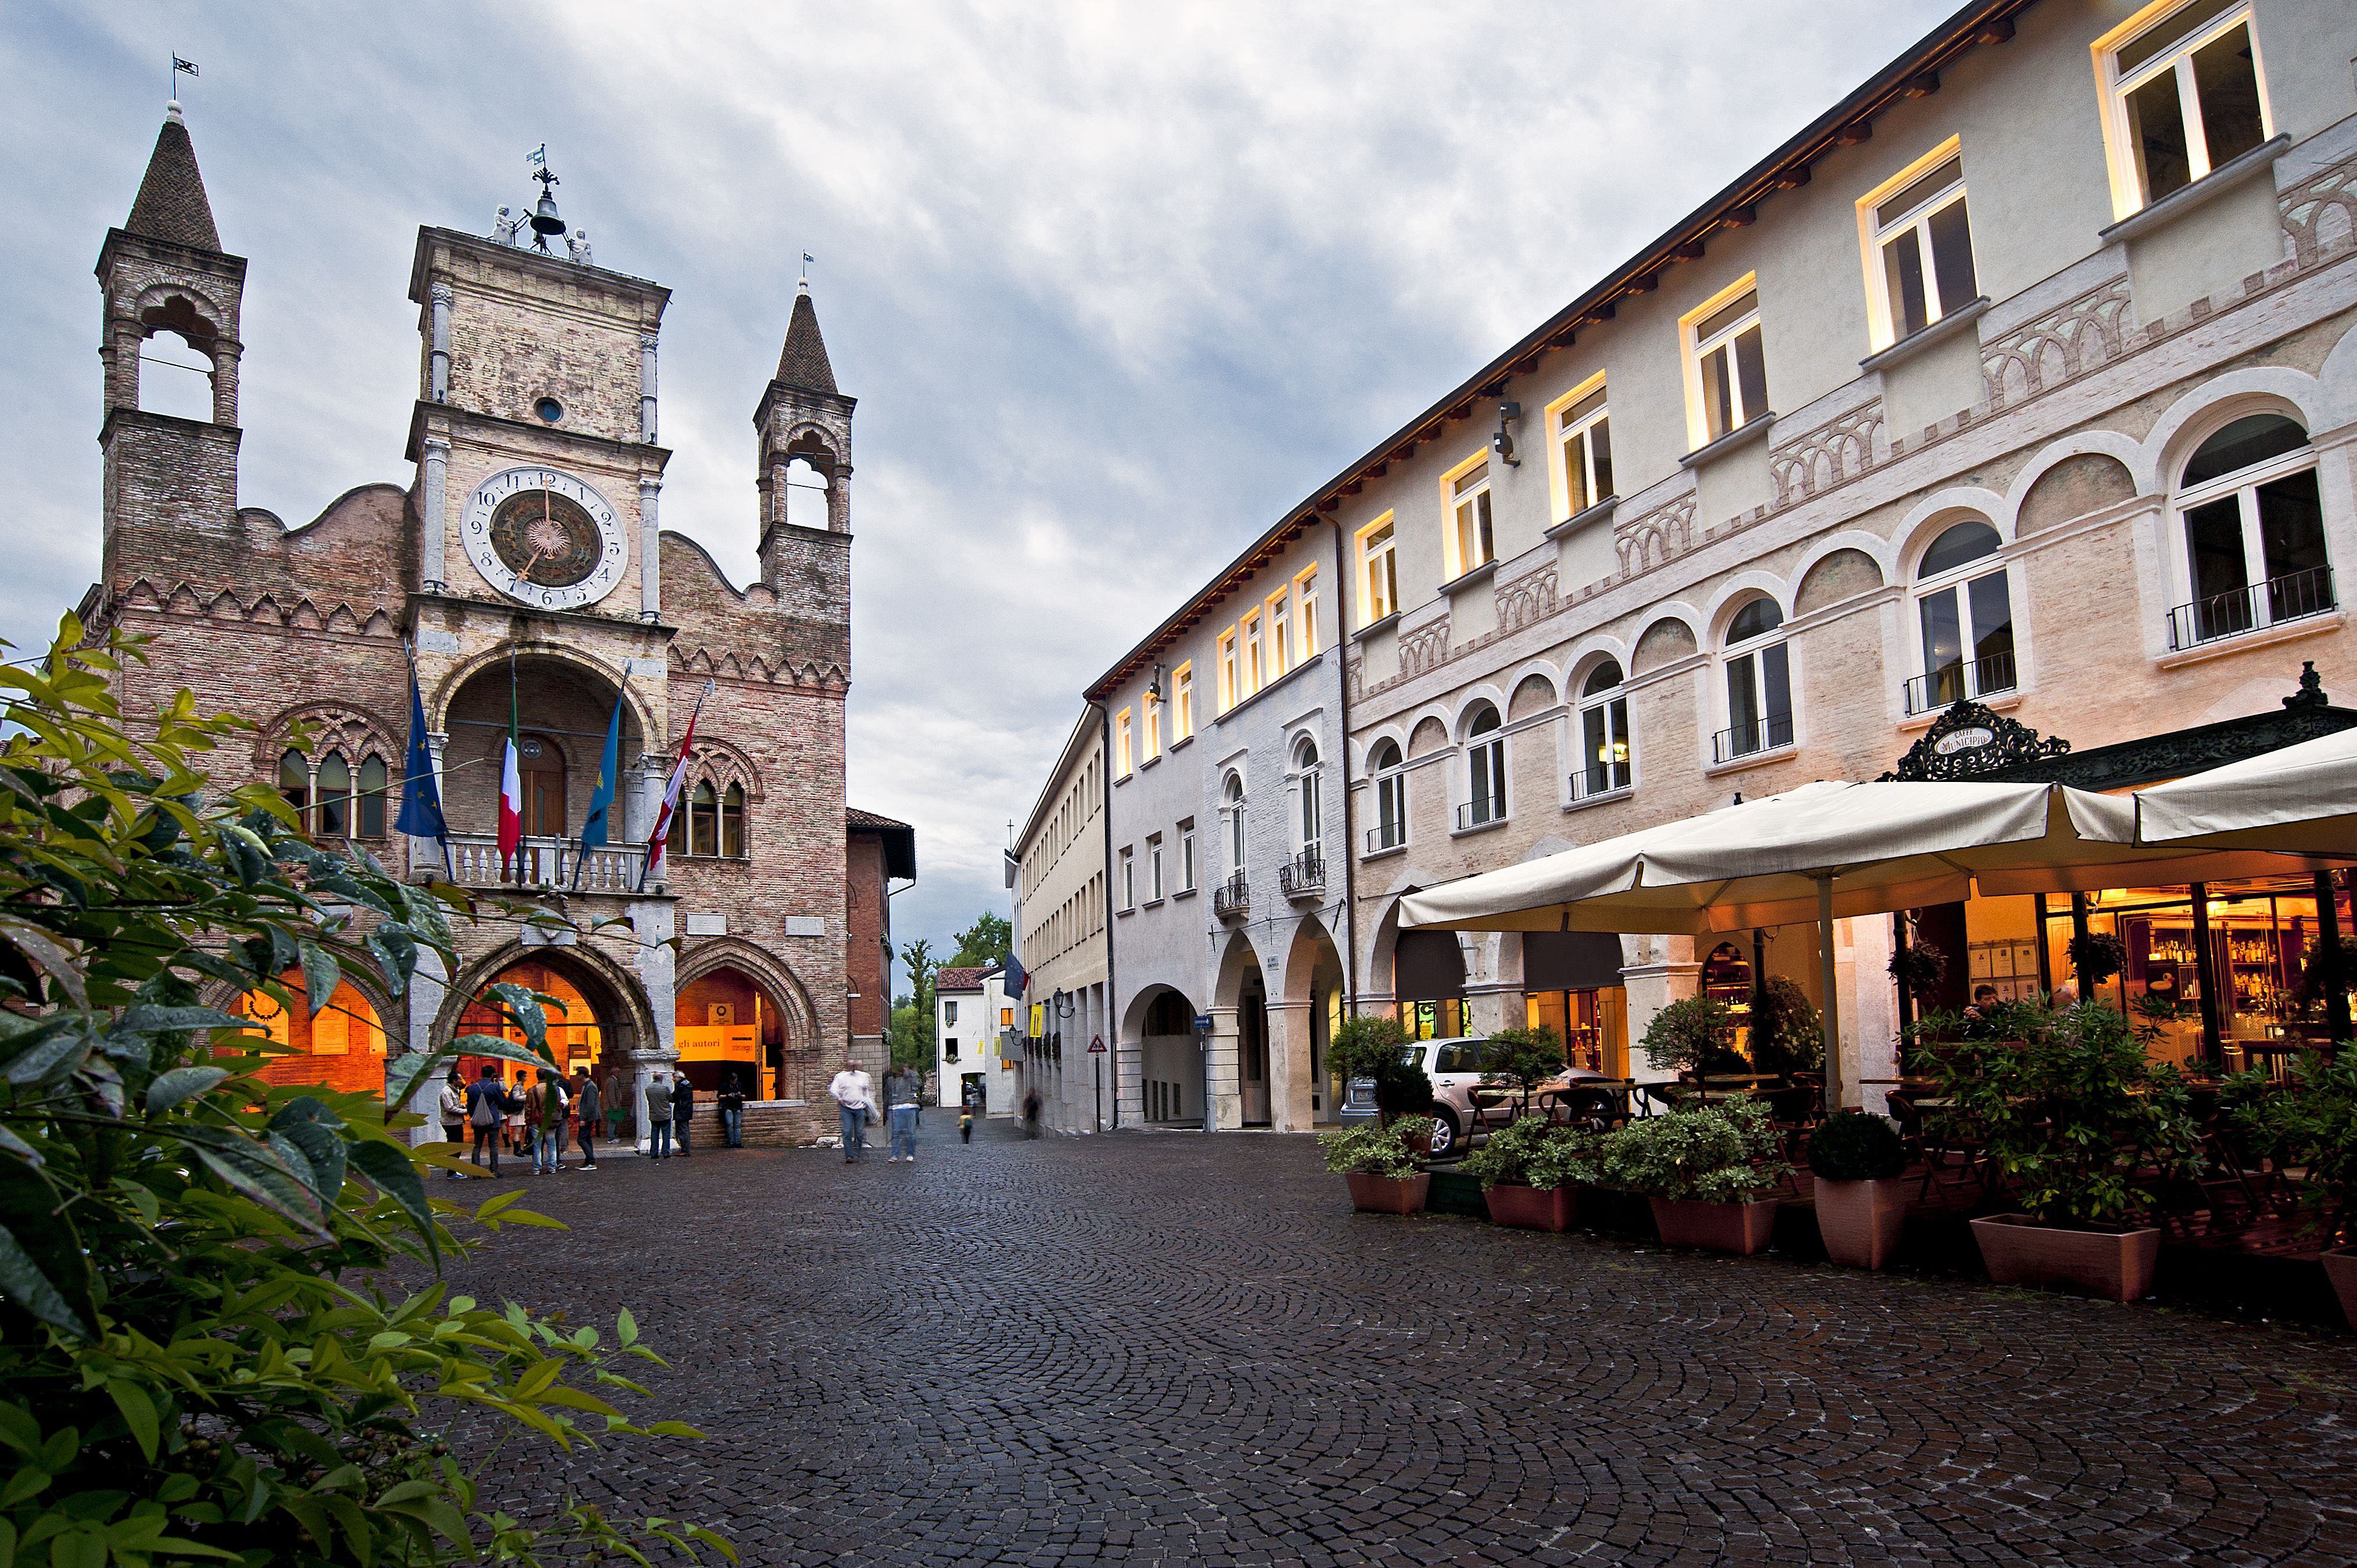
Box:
1748;975;1825;1081
1808;1110;1908;1269
2067;929;2128;988
1329;1013;1438;1143
1889;936;1947;998
1480;1024;1567;1120
1597;1097;1790;1254
1914;1000;2200;1302
1639;993;1748;1086
2232;1050;2357;1325
1460;1115;1600;1231
1319;1115;1437;1214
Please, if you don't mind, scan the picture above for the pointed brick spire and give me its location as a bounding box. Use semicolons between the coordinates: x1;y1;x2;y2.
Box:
125;103;222;252
774;281;837;393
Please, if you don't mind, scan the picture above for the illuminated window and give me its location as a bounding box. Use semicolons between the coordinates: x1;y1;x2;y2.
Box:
1864;153;1978;346
2100;3;2269;214
1268;590;1293;679
1173;662;1194;738
1358;517;1397;622
1218;630;1239;712
1295;567;1321;656
1449;461;1495;577
1557;386;1613;519
1242;611;1264;695
1142;688;1161;762
1115;708;1133;776
1576;661;1633;798
1687;284;1767;447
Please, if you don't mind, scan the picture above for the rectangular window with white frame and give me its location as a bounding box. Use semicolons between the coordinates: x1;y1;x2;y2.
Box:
1861;149;1980;349
1147;833;1164;901
1358;515;1398;623
1119;846;1135;912
1267;590;1293;680
1241;610;1264;695
1142;688;1161;762
1684;283;1768;449
1174;662;1194;737
1178;818;1197;891
1554;383;1613;521
1294;566;1321;656
1114;708;1133;777
1217;631;1238;712
2097;2;2270;216
1446;459;1495;578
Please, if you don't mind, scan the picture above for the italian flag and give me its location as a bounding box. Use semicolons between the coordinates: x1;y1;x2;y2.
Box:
643;681;711;887
497;688;523;879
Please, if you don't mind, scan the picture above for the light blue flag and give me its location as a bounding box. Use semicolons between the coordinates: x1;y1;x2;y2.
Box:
572;681;627;888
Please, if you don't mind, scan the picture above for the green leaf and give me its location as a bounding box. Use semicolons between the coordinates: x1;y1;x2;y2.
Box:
615;1308;637;1347
347;1139;435;1266
144;1067;229;1115
0;1222;88;1339
295;942;339;1018
686;1525;740;1563
103;1384;157;1466
174;1127;329;1239
0;1467;49;1508
481;982;548;1050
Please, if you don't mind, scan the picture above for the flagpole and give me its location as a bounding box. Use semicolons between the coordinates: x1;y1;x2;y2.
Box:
571;669;629;893
638;679;713;894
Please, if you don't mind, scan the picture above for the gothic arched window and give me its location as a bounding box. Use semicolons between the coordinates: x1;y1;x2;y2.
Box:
690;780;719;857
722;782;747;857
357;754;389;838
278;749;310;827
315;753;351;838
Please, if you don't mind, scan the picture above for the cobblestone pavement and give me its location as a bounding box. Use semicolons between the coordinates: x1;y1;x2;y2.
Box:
444;1120;2357;1566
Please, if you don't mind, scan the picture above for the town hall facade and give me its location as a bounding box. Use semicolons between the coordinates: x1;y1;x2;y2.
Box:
80;102;913;1143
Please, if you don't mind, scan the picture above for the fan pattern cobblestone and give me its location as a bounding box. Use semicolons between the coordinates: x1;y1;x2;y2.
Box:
444;1124;2357;1566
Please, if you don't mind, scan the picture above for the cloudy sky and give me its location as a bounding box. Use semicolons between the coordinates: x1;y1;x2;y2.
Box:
4;0;1954;977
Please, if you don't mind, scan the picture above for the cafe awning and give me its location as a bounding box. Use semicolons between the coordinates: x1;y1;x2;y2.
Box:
2135;726;2357;853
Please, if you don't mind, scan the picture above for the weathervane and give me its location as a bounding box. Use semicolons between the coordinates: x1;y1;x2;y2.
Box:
525;146;566;253
170;52;198;101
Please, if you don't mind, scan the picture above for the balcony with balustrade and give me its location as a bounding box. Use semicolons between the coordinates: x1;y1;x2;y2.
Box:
1278;846;1325;900
1212;871;1250;920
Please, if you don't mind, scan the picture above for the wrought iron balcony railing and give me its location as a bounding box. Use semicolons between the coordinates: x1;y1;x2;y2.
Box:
1211;872;1250;920
1567;763;1633;802
2167;565;2336;650
1364;819;1406;854
1455;798;1505;831
1709;711;1795;765
1903;648;2018;715
1279;847;1325;899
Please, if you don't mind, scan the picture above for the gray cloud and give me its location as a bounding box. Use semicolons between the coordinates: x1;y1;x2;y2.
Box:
2;0;1952;978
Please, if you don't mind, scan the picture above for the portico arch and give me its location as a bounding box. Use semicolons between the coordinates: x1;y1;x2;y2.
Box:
1281;913;1347;1124
1124;984;1204;1126
675;937;822;1101
1212;929;1266;1131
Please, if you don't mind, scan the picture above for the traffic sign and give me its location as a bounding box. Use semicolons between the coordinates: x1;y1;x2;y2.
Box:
1088;1035;1107;1054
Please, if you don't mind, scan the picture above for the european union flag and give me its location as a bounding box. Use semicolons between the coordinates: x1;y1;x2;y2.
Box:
394;658;447;843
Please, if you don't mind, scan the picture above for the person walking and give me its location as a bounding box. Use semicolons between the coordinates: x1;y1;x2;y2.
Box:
884;1064;921;1162
643;1069;673;1159
464;1064;508;1176
719;1076;746;1148
572;1067;601;1171
960;1099;974;1144
670;1071;695;1157
1023;1088;1043;1140
828;1056;873;1162
505;1070;530;1157
602;1067;629;1149
437;1067;469;1178
526;1067;568;1175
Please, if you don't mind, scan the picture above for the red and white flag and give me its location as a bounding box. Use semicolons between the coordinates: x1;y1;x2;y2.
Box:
497;732;523;878
643;682;712;887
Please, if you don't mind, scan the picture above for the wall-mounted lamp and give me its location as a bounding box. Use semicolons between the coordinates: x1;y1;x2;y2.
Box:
1149;663;1166;699
1050;989;1077;1018
1491;401;1521;467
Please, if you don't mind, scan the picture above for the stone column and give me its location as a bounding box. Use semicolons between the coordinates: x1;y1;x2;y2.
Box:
638;479;661;621
1265;998;1316;1132
638;333;659;443
1204;1005;1242;1130
420;438;450;591
429;284;453;403
210;340;242;427
401;948;449;1147
1841;914;1898;1115
1619;934;1700;1085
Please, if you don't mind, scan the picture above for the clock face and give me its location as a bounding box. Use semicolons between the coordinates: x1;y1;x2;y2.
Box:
460;467;628;610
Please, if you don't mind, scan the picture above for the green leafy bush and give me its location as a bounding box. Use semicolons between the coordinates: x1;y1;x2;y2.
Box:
1597;1098;1789;1203
2068;930;2128;987
1908;1000;2200;1228
1317;1117;1434;1178
1806;1109;1905;1182
2233;1050;2357;1241
1639;995;1745;1078
1479;1026;1565;1116
1327;1015;1436;1124
0;619;731;1566
1748;977;1823;1079
1458;1117;1600;1192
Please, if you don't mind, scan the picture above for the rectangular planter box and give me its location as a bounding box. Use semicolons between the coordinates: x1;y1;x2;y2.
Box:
1649;1196;1779;1255
1484;1183;1577;1232
1344;1172;1430;1215
1423;1168;1490;1218
2317;1248;2357;1328
1971;1214;2160;1302
1814;1177;1909;1270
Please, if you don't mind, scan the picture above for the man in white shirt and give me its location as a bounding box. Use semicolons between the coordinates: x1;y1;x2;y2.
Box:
828;1057;874;1163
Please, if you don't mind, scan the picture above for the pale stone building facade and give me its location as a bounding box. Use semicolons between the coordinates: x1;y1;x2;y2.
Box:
1010;711;1112;1133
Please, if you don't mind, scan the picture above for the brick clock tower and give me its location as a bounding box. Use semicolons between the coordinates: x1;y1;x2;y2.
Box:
82;105;913;1142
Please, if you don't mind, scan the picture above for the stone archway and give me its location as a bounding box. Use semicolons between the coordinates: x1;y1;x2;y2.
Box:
437;938;658;1149
1211;930;1264;1132
1122;984;1204;1128
675;938;821;1103
1280;915;1348;1125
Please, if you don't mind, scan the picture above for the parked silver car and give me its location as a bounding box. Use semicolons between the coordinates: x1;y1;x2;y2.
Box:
1337;1036;1603;1158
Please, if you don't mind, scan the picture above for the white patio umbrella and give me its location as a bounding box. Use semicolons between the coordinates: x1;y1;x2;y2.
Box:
2134;725;2357;853
1399;777;2341;1108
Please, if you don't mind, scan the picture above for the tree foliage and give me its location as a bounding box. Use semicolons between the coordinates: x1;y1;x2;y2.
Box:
945;913;1011;971
0;619;730;1566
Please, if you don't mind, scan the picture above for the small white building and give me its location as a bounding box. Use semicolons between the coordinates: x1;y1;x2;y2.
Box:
934;966;1013;1118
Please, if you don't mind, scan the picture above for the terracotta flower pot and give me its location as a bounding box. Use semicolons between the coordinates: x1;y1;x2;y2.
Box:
1484;1183;1577;1232
1648;1195;1779;1255
1344;1172;1430;1215
1814;1177;1909;1270
2317;1248;2357;1328
1970;1214;2161;1303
